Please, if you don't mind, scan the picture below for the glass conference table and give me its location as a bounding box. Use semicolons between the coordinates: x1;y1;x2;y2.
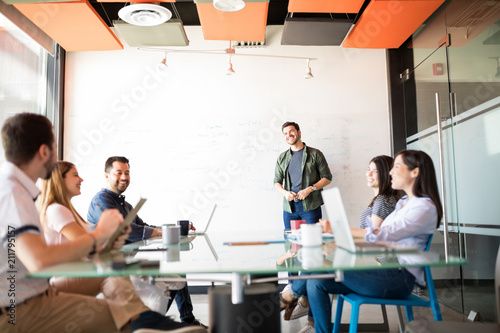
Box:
30;231;466;304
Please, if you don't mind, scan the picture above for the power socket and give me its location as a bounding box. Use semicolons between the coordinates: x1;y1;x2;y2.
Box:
467;310;479;322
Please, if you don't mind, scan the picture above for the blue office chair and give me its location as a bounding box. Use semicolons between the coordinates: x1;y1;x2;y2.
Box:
333;234;441;333
404;244;500;333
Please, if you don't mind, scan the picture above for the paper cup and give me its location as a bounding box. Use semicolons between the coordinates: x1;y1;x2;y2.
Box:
162;225;180;244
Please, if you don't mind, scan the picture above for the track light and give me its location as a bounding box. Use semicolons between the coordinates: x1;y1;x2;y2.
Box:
226;55;235;75
213;0;245;12
304;59;314;79
226;63;235;75
139;46;317;78
158;54;168;71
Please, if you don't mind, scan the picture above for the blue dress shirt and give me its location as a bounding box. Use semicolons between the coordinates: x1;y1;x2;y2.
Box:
87;188;155;243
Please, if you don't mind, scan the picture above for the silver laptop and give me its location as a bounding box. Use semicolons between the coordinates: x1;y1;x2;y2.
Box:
322;188;419;254
189;204;216;235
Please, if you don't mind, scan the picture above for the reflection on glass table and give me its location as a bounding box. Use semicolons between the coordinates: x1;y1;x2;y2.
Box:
28;232;467;304
29;233;465;278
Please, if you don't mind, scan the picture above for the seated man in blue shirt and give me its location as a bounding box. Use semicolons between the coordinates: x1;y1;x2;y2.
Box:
88;156;206;328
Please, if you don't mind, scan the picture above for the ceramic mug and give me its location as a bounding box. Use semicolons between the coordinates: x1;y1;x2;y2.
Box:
299;223;322;247
177;220;191;236
290;219;306;235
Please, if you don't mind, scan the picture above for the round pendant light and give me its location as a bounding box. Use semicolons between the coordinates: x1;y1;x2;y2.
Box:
118;4;172;27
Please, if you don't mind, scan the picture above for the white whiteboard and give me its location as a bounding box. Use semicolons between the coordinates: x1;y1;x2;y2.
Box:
63;26;391;232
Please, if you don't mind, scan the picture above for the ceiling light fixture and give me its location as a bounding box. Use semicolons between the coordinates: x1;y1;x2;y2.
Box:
158;53;168;71
304;59;314;79
213;0;246;12
118;3;172;27
139;43;316;79
226;55;235;75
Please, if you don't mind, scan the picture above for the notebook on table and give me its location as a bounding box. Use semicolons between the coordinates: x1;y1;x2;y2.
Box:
101;198;147;253
322;188;419;254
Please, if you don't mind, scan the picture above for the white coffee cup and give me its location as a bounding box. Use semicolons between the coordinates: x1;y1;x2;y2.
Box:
299;223;322;247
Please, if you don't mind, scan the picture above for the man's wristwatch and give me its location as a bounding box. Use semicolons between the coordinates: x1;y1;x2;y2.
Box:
311;186;317;191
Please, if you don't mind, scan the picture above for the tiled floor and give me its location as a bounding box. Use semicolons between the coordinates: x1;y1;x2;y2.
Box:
166;290;470;333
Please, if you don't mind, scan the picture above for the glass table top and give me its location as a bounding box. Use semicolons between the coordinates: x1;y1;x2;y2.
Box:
29;231;466;279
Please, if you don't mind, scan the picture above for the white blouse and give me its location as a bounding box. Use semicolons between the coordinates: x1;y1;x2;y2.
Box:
44;203;90;245
365;195;438;285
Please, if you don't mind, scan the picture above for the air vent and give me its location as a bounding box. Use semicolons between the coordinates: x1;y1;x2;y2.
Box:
232;41;266;48
118;3;172;27
281;17;353;46
448;0;500;28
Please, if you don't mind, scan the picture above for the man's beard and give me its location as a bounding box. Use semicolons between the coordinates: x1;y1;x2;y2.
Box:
115;181;129;194
42;151;56;180
288;133;301;146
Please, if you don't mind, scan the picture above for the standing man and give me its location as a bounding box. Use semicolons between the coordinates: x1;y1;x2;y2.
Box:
0;113;204;333
274;121;332;230
88;156;206;328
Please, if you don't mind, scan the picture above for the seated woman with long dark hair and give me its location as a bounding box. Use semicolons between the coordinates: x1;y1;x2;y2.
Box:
279;155;399;333
281;150;443;333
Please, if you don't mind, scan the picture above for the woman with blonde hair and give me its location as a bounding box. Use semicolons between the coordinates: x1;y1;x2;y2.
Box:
37;161;205;333
38;161;90;246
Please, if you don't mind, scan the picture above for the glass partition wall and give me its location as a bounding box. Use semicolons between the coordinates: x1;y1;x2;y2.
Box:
399;0;500;322
0;10;61;165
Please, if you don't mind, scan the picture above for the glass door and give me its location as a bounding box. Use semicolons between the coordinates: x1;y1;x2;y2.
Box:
403;44;464;314
401;0;500;322
445;2;500;320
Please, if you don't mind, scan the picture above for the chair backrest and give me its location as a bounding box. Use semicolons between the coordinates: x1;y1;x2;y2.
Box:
425;234;434;252
420;233;442;321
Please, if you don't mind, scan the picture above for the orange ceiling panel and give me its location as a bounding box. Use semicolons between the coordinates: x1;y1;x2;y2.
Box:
97;0;174;2
288;0;365;13
14;0;123;51
196;2;268;42
342;0;445;49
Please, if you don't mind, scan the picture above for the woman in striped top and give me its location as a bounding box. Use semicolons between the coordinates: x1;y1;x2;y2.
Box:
358;155;399;229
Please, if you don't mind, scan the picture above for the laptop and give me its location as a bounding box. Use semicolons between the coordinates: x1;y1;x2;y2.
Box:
322;188;419;254
189;204;217;235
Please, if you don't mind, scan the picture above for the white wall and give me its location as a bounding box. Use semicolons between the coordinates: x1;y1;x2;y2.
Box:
63;26;391;232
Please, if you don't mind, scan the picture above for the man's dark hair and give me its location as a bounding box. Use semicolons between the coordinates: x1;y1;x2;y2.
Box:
282;122;300;132
1;113;54;165
105;156;130;173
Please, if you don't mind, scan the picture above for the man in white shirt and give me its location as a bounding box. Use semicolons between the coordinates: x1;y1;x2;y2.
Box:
0;113;205;332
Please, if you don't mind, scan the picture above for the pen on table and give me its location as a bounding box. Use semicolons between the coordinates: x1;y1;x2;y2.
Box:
224;240;285;246
132;247;168;251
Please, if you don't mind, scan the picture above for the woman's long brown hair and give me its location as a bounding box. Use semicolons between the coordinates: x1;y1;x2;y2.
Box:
37;161;87;231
